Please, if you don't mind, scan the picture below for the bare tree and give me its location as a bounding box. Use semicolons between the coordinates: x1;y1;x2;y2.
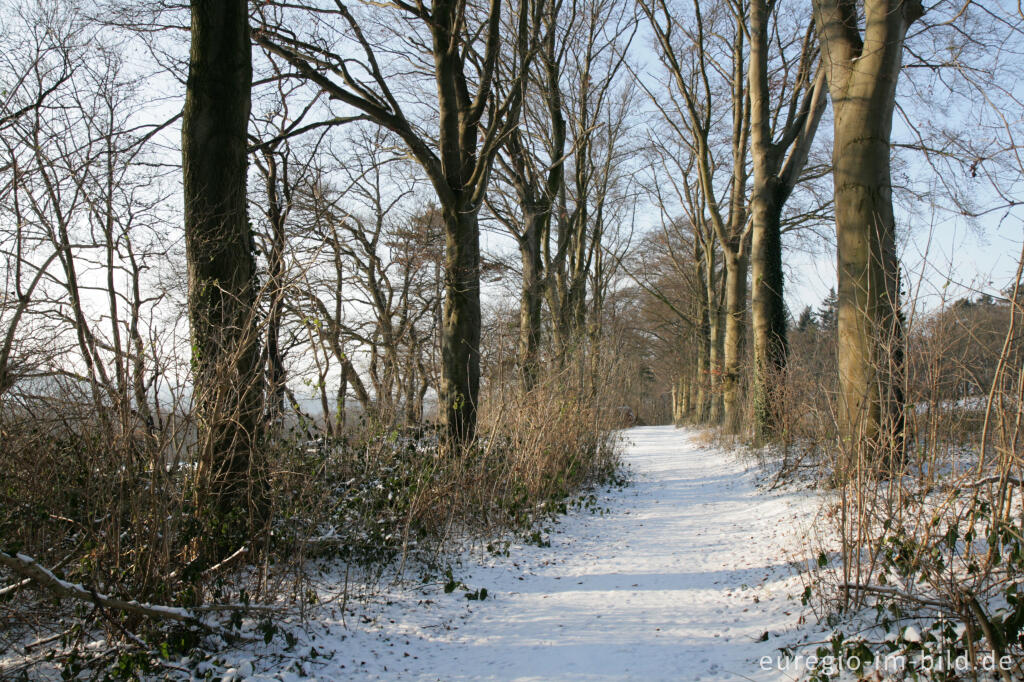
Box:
747;0;827;439
641;0;749;429
812;0;923;454
272;126;443;430
489;0;635;389
311;128;440;422
490;0;567;391
642;131;725;423
183;0;264;537
0;2;72;397
546;0;636;366
0;2;173;440
254;0;543;443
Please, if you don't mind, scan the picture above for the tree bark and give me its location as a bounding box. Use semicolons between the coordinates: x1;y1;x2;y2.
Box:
704;247;724;424
680;373;691;421
261;151;287;423
440;206;482;442
692;240;712;422
695;318;710;422
833;114;904;452
812;0;921;454
722;251;748;431
183;0;263;531
749;180;787;438
708;293;724;424
518;209;545;391
672;372;691;424
748;0;827;441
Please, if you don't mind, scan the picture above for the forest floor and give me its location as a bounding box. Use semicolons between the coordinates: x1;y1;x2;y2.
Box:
223;425;824;681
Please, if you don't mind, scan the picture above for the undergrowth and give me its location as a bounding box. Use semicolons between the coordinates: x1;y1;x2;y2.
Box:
0;378;625;680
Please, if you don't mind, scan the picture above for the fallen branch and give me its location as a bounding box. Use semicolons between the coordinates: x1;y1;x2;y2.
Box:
202;544;248;577
839;582;947;609
0;576;32;598
0;550;261;641
966;594;1014;682
23;628;72;653
0;540;82;598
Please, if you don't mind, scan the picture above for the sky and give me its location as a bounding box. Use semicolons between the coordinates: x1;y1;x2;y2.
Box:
786;214;1023;316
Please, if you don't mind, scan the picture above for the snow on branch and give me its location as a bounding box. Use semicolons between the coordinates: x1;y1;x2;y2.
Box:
0;550;269;640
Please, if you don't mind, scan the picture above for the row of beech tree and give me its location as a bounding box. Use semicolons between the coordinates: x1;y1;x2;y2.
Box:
630;0;1019;458
635;0;919;451
638;0;921;446
3;0;1018;547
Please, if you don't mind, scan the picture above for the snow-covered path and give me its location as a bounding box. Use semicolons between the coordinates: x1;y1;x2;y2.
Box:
253;426;817;681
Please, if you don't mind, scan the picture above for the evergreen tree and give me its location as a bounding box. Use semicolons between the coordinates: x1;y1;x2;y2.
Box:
796;305;815;332
816;287;838;331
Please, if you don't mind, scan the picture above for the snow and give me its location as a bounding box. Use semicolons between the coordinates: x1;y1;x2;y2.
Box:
229;425;820;681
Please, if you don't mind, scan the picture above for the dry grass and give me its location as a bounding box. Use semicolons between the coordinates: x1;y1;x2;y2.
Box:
0;345;625;678
761;270;1024;676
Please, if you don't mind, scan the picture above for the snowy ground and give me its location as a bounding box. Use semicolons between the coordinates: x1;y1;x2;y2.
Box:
226;426;821;681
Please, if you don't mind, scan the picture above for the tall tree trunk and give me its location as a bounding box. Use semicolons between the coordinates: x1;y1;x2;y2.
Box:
688;365;699;421
704;250;724;424
680;373;691;421
336;371;348;433
693;242;711;422
748;0;786;441
673;371;691;425
692;321;708;421
708;298;724;424
695;314;710;422
749;184;787;438
813;0;921;455
549;282;570;367
748;0;827;441
404;346;419;424
440;206;482;442
183;0;263;536
262;153;287;424
833;113;905;453
722;251;748;431
518;209;544;391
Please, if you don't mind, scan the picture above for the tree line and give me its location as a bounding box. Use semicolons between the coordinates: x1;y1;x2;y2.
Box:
1;0;1022;671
